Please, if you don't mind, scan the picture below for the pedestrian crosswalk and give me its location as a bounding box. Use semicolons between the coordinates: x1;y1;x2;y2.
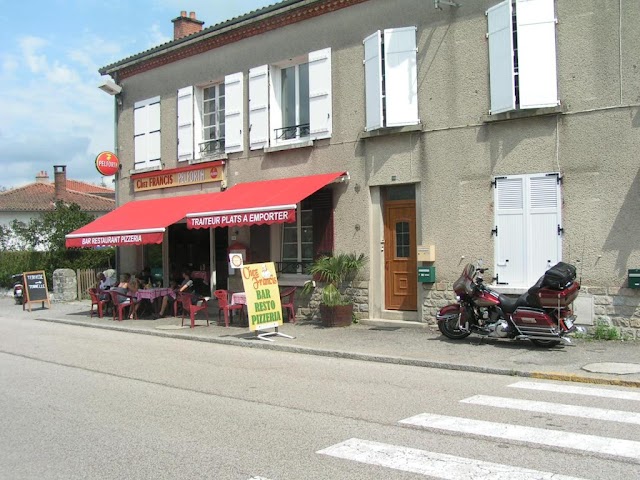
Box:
318;380;640;478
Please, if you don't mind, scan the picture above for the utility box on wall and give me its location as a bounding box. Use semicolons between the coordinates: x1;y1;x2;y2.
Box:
628;269;640;288
417;245;436;262
418;266;436;283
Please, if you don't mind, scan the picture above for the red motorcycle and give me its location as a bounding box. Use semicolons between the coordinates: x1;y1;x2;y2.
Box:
437;262;583;347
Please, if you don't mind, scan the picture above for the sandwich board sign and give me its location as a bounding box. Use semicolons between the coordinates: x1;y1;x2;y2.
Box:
23;270;51;311
240;262;293;342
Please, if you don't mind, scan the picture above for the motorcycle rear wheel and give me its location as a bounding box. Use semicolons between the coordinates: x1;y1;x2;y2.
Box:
438;317;471;340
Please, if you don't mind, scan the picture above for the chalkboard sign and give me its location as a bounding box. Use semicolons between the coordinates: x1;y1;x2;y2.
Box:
22;270;50;311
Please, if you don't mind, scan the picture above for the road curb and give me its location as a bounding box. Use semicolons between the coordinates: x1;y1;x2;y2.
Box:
34;316;640;388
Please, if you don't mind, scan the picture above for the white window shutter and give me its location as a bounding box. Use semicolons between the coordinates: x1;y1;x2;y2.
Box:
147;99;161;167
516;0;558;109
383;27;419;127
308;48;332;140
363;30;383;131
177;86;193;161
249;65;269;150
134;96;161;169
487;1;516;114
494;176;526;286
527;174;561;283
224;72;244;154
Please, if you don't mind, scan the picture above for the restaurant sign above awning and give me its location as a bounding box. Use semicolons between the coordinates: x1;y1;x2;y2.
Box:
186;171;347;229
132;161;224;192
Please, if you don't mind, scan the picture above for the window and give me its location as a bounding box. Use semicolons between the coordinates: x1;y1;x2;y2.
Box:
487;0;558;115
279;63;309;140
493;173;562;287
249;48;332;150
282;208;313;274
363;27;419;131
134;96;161;170
201;83;225;155
278;189;333;274
177;73;242;162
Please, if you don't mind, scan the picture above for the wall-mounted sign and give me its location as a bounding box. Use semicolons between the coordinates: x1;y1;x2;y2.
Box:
133;164;224;192
95;151;120;176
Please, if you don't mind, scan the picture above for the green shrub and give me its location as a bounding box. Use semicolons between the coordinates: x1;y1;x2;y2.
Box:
592;320;621;341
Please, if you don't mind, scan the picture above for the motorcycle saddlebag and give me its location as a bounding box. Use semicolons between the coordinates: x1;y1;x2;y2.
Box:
541;262;577;290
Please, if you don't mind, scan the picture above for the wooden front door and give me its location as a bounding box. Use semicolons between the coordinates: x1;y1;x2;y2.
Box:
384;200;417;311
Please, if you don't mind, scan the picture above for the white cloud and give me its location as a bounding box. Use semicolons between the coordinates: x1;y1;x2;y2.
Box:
19;36;49;73
147;23;171;48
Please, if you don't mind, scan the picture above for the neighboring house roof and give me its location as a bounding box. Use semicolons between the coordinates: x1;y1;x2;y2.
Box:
65;180;114;196
0;182;115;213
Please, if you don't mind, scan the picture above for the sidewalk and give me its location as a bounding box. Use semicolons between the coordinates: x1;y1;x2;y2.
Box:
5;296;640;387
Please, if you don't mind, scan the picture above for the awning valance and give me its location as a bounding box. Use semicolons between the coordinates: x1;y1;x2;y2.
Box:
186;172;347;229
66;192;222;248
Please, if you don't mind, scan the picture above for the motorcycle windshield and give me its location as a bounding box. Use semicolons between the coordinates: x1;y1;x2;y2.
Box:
453;264;475;296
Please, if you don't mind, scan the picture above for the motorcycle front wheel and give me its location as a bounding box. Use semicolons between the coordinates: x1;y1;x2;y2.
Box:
438;316;471;340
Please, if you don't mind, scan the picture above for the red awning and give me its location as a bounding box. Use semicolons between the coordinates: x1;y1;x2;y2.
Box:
187;171;347;229
66;192;222;248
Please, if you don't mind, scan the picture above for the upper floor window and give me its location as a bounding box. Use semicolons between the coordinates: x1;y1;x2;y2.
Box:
176;73;243;162
363;27;419;131
249;48;332;150
487;0;558;115
134;96;161;170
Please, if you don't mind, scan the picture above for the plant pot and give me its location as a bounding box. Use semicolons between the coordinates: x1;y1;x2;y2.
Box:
319;303;353;327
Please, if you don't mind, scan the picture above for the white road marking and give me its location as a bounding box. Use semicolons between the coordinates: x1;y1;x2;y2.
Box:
248;477;272;480
318;438;587;479
509;381;640;401
461;394;640;425
399;413;640;461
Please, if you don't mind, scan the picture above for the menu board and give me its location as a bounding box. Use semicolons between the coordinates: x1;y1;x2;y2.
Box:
22;270;51;311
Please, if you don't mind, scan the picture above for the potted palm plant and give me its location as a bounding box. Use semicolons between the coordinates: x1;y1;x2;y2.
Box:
303;253;367;327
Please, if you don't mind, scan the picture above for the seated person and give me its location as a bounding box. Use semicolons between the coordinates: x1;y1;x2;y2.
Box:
112;273;140;319
155;269;198;318
137;266;152;289
96;272;113;300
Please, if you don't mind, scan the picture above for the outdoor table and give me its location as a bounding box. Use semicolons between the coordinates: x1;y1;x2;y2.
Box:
231;292;246;306
136;288;175;316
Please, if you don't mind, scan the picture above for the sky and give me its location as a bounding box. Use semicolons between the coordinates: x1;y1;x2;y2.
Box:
0;0;276;190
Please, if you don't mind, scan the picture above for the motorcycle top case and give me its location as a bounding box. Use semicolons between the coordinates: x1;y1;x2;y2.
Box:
541;262;577;290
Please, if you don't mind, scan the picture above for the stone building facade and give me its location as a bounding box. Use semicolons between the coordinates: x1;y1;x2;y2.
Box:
78;0;639;332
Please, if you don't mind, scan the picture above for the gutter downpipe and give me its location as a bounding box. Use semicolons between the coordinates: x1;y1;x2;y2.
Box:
113;72;120;275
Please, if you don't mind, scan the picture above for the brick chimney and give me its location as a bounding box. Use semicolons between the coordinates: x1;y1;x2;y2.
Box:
53;165;66;200
172;11;204;40
35;171;49;183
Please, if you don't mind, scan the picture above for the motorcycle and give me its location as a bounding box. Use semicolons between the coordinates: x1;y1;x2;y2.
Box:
437;262;584;347
12;274;24;305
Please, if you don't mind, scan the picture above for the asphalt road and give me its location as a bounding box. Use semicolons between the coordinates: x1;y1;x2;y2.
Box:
0;317;638;479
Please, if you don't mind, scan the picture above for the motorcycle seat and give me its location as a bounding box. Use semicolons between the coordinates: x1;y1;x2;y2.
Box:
498;292;531;314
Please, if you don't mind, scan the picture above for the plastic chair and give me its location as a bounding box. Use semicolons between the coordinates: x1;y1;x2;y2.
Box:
88;288;110;318
280;286;297;323
214;289;243;327
108;289;138;321
179;292;210;328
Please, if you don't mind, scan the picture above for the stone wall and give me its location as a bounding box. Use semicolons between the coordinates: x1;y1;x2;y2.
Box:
298;281;369;322
52;269;77;302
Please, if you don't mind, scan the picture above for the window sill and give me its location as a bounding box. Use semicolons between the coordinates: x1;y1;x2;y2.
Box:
360;123;422;139
277;273;312;287
264;139;314;153
129;165;162;175
489;285;527;295
482;105;564;123
190;153;227;164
